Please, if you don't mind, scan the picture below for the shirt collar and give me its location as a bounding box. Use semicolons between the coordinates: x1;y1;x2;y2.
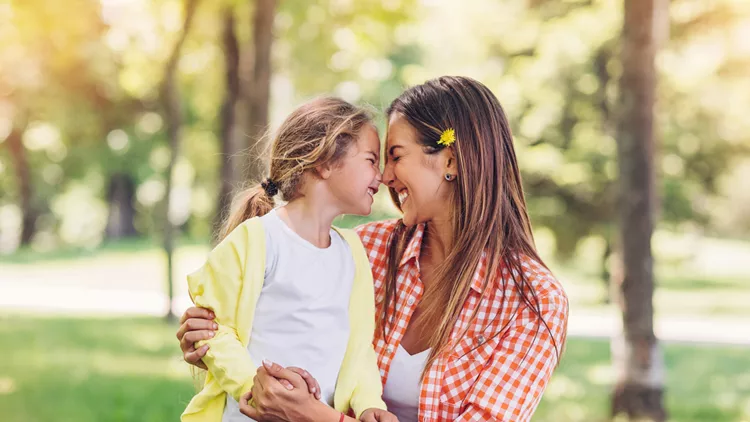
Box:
399;223;425;268
399;223;489;294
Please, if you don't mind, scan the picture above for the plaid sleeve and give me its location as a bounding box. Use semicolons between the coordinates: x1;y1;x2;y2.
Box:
455;291;569;422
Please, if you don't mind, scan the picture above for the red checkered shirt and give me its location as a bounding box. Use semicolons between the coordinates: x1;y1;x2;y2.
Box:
355;219;569;422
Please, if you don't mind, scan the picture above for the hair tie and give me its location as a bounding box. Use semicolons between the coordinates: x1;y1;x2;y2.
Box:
261;178;278;197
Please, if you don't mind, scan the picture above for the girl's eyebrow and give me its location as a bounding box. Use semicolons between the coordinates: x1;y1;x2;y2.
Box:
367;150;379;160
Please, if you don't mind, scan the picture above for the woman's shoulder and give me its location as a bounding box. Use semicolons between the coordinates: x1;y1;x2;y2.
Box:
503;254;568;314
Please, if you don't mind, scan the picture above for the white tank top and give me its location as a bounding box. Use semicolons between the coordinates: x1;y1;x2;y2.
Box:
382;345;430;422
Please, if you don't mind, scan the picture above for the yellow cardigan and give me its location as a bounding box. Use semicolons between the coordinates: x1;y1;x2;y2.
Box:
181;217;386;421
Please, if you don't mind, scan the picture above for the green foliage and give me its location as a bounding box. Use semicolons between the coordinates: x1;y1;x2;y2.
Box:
0;0;748;257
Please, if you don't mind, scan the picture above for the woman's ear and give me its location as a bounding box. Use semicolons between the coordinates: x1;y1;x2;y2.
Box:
444;146;457;174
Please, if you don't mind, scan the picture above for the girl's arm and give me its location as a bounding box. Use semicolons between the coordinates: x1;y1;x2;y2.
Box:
187;223;259;402
453;292;569;422
345;230;388;418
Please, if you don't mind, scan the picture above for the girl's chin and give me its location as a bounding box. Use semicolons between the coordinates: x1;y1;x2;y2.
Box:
356;202;373;217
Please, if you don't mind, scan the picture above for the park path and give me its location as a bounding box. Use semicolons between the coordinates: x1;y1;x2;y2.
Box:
1;280;748;346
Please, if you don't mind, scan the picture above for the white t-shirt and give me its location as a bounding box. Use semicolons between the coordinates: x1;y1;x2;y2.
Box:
222;209;354;422
382;345;430;422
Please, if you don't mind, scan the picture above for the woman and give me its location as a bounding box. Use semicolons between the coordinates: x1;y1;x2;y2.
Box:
177;76;569;422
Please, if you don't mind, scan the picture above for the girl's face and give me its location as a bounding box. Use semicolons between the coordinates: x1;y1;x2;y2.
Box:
382;113;456;227
326;124;382;216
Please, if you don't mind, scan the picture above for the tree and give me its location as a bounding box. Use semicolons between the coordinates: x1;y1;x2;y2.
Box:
214;6;243;236
243;0;276;183
161;0;200;320
213;0;277;235
5;115;36;245
610;0;666;419
105;172;138;239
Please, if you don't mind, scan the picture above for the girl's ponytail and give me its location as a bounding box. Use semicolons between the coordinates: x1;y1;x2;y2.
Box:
218;180;275;241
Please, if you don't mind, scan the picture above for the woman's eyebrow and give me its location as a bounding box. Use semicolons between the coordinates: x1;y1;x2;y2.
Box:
388;145;403;155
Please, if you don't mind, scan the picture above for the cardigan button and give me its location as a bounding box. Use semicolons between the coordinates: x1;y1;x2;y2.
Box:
407;297;416;306
476;335;485;345
386;345;394;354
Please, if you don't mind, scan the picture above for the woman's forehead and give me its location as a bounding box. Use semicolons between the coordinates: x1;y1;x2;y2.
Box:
385;114;418;149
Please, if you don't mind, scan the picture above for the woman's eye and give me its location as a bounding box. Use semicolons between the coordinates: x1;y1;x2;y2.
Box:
392;156;401;162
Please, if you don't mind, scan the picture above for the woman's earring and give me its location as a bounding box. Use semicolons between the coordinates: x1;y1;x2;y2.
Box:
445;173;453;181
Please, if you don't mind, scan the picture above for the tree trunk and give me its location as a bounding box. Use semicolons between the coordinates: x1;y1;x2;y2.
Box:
214;7;243;238
6;120;37;246
243;0;276;183
105;172;137;239
601;234;612;304
611;0;667;420
160;0;199;321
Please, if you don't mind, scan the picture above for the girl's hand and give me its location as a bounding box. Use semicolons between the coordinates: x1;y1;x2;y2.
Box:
176;306;217;370
360;408;400;422
261;365;322;400
239;360;321;422
286;366;322;400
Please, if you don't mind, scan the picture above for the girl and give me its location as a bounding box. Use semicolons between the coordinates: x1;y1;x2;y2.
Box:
179;77;569;422
181;97;397;422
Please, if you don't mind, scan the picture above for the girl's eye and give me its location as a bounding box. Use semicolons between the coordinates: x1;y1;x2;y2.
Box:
368;158;376;165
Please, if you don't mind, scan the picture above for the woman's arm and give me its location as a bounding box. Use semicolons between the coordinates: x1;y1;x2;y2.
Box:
453;292;569;422
177;310;322;398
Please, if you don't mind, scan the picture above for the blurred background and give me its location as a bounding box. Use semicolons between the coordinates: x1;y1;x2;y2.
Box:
1;0;749;421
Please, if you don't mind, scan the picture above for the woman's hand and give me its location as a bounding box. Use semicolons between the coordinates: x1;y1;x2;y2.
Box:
176;306;217;370
239;360;323;422
360;408;400;422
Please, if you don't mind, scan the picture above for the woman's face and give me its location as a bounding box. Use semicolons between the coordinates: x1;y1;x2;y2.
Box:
382;113;456;227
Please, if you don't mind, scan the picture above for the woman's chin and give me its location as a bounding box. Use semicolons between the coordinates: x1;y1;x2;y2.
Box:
400;211;417;227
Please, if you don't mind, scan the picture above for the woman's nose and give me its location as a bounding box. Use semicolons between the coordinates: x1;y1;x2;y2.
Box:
382;162;395;187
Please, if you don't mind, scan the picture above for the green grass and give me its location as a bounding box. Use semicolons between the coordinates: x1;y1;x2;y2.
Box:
2;316;196;422
535;340;750;422
2;316;748;422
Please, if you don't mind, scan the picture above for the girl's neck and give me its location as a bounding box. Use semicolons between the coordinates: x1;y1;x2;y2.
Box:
277;195;341;249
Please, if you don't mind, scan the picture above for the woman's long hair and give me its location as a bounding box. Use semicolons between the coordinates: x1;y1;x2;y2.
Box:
382;76;565;375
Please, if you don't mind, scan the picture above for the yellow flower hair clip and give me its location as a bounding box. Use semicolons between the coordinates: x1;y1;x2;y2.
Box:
437;128;456;147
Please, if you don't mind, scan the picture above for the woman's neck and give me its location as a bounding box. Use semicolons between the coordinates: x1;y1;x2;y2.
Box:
277;195;341;248
420;216;453;279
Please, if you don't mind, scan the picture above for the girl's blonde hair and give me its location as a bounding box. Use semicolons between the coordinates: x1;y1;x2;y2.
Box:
219;97;372;240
